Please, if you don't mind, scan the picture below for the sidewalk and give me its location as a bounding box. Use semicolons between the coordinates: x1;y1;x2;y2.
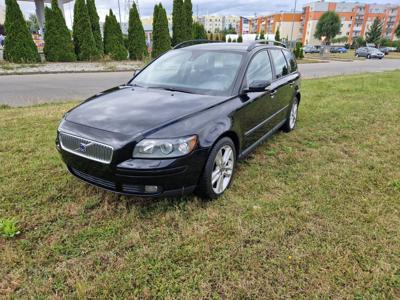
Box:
0;60;144;75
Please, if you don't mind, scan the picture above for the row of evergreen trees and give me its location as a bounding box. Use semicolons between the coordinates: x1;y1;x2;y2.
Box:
3;0;208;63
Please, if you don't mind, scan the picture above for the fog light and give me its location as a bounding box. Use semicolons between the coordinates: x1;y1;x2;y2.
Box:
145;185;158;193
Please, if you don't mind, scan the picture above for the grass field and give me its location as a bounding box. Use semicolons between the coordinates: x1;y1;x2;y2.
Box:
1;72;400;298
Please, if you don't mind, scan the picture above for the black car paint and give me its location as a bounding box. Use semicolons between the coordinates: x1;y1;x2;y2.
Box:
57;44;301;197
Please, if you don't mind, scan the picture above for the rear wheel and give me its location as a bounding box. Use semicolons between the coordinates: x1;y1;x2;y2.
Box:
282;98;299;132
355;53;359;57
195;137;236;199
367;54;371;59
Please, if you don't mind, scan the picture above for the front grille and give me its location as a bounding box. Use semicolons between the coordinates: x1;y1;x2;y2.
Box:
59;132;113;164
71;167;116;190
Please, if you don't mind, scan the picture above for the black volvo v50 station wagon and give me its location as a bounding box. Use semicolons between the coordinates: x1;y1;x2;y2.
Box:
56;40;301;199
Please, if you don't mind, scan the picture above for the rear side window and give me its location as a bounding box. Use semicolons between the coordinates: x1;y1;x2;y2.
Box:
245;50;273;85
283;50;297;73
270;49;289;78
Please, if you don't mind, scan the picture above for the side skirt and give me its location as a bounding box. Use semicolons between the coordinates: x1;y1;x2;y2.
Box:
238;119;286;160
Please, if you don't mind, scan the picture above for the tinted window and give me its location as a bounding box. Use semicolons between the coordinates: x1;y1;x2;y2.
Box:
283;50;297;73
132;49;244;96
245;51;273;86
270;49;289;78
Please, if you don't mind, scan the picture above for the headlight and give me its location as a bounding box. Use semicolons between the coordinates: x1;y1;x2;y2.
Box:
133;135;198;158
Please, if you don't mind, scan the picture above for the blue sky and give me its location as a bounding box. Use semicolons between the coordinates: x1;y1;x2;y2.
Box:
2;0;399;27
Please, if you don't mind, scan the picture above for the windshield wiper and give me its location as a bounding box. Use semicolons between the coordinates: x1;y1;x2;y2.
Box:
149;86;195;94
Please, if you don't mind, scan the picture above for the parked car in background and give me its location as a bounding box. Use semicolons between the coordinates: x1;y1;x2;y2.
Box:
303;45;319;54
386;47;397;52
355;47;384;59
330;46;348;53
56;41;301;199
378;47;389;55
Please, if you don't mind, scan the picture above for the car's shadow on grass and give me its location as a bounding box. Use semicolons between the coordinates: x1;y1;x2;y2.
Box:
81;184;209;218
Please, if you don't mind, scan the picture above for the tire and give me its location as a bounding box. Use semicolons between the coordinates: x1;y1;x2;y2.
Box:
367;54;371;59
282;97;299;132
195;137;236;200
355;53;359;57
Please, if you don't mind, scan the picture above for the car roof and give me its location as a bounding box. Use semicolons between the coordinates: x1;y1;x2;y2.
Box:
177;42;288;52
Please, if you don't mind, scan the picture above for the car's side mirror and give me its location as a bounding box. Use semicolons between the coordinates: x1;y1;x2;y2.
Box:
242;80;271;94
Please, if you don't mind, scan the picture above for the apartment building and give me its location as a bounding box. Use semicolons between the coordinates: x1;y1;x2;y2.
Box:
198;15;240;33
240;1;399;45
302;1;400;45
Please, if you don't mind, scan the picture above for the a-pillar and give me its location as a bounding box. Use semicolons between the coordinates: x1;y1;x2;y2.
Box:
34;0;45;35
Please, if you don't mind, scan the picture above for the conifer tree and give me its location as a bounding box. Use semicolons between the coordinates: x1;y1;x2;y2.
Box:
152;4;171;57
192;22;207;40
172;0;184;45
237;35;243;42
43;0;76;62
183;0;193;40
128;3;147;60
275;26;281;41
366;18;383;46
3;0;40;63
103;10;127;60
86;0;103;54
259;30;265;40
73;0;100;60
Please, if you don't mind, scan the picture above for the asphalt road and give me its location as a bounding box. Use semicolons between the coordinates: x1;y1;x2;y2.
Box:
1;59;400;107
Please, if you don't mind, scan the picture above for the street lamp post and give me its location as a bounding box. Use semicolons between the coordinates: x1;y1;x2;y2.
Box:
290;0;298;49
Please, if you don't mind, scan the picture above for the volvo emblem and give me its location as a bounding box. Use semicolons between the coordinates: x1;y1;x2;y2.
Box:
79;143;88;152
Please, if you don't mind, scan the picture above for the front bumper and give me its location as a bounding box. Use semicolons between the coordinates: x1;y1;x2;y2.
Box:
58;145;208;197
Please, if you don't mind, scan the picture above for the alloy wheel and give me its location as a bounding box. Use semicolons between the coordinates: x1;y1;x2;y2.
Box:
289;101;298;129
211;145;234;194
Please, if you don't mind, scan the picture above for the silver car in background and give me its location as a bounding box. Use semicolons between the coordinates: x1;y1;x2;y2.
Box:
355;47;385;59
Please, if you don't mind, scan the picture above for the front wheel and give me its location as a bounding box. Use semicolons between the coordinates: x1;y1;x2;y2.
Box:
195;137;236;199
282;98;299;132
367;54;371;59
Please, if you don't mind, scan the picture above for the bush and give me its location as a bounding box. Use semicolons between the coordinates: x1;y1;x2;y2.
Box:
43;0;76;62
192;22;207;40
294;42;304;59
237;35;243;43
0;218;20;238
3;0;40;63
103;10;127;60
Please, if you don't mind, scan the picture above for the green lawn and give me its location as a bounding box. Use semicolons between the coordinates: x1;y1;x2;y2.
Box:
1;72;400;298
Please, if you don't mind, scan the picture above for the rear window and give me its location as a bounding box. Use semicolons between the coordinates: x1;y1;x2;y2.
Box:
270;49;289;78
283;50;298;73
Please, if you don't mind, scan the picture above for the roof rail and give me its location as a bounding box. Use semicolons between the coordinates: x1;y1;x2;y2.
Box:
247;40;287;51
173;39;224;50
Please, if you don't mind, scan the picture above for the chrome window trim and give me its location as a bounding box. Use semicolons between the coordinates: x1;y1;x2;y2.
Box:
59;131;114;164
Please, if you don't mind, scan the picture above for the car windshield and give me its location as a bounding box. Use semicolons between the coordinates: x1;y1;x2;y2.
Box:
130;49;244;96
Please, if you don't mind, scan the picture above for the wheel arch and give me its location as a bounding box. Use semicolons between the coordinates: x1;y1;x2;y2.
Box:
212;131;241;159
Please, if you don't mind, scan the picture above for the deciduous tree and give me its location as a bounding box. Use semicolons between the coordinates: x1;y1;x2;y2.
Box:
3;0;40;63
314;11;341;45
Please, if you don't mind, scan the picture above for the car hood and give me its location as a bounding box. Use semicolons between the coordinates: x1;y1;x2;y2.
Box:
66;86;227;136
